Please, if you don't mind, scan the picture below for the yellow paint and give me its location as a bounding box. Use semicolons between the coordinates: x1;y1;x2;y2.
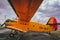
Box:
5;21;54;32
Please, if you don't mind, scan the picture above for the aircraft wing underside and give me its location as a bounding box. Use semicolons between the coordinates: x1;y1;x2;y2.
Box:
9;0;43;22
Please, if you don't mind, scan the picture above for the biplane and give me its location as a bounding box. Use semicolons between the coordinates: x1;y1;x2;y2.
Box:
4;0;59;33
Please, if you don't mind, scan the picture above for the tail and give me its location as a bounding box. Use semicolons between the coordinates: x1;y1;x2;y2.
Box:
47;17;58;31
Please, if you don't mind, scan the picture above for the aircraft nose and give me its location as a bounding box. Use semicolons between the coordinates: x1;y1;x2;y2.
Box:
53;18;58;31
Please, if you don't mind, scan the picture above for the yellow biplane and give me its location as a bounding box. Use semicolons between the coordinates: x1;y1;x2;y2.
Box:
5;0;58;33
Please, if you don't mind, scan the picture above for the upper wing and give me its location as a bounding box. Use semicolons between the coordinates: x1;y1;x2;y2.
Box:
8;0;43;22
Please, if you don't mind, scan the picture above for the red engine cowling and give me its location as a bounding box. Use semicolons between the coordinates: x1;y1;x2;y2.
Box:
47;17;58;31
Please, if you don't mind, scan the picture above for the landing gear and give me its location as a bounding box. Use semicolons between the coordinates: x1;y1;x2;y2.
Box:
6;30;24;40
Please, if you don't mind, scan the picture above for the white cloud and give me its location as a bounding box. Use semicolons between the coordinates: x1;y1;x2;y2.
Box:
0;15;6;24
38;0;60;23
0;0;17;19
0;0;18;24
31;12;50;24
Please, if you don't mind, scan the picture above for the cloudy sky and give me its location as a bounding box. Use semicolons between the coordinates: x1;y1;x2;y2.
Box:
0;0;60;24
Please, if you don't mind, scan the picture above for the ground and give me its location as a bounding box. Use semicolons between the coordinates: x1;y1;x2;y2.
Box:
0;28;60;40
